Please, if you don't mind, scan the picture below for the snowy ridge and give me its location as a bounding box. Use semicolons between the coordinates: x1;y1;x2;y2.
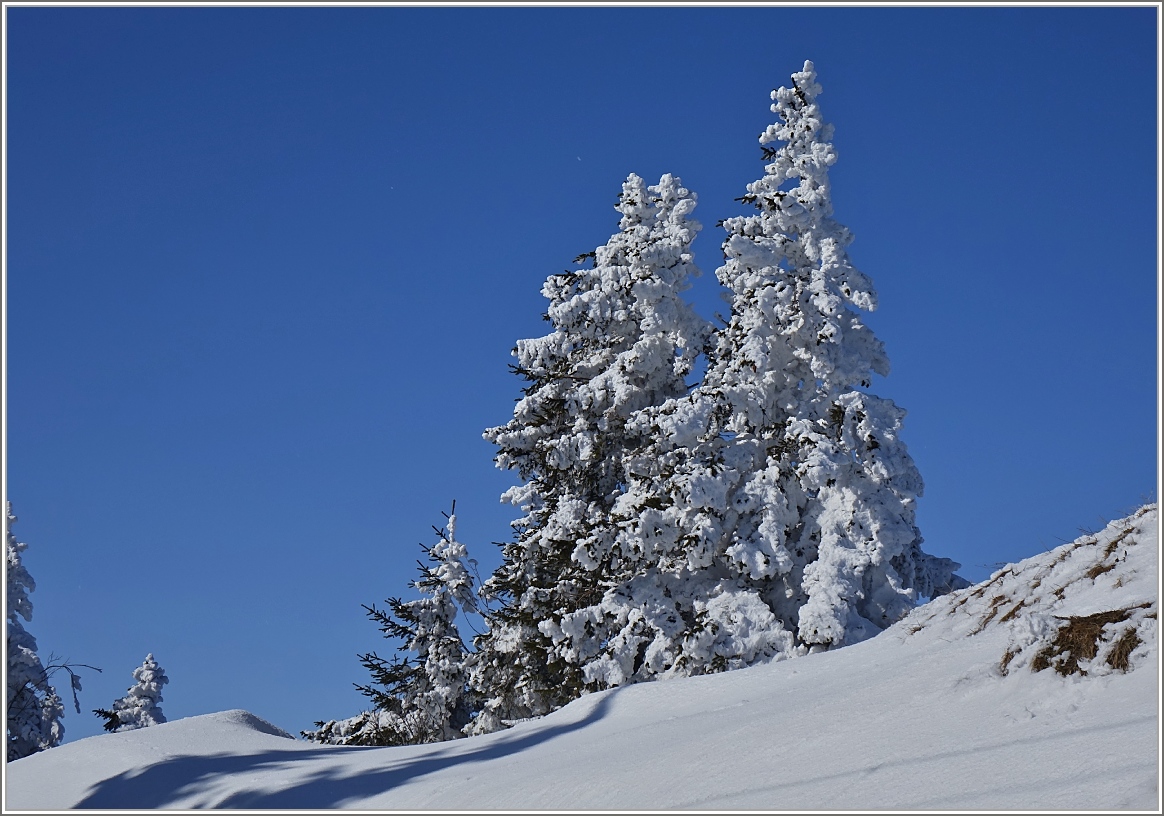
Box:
901;503;1157;679
5;507;1158;810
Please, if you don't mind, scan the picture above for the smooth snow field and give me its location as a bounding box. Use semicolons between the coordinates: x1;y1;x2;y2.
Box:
6;506;1159;811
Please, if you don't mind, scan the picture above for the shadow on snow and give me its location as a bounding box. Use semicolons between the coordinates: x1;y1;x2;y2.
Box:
76;690;619;809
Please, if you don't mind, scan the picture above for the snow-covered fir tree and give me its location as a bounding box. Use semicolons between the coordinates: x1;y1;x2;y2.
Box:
304;505;478;746
94;654;168;732
6;502;68;761
705;60;965;648
471;174;709;733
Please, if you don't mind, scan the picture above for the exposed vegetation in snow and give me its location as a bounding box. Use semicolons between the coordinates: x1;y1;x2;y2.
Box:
903;503;1157;681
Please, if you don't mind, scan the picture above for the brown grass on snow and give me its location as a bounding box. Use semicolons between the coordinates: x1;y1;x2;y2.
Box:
1030;604;1152;677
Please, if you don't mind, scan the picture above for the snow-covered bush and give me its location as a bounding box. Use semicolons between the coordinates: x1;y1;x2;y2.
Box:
301;708;417;747
7;502;69;761
94;654;169;732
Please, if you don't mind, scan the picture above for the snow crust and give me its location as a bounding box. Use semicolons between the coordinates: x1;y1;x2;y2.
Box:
6;506;1157;810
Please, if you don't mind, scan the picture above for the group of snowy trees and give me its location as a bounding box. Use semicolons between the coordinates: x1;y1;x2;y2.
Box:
7;501;169;760
306;61;967;746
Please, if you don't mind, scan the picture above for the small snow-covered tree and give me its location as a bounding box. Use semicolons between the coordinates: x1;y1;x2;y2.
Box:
304;504;477;746
94;654;168;732
471;173;709;733
7;502;69;761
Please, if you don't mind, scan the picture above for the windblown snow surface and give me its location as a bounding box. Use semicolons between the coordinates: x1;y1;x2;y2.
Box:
6;506;1159;811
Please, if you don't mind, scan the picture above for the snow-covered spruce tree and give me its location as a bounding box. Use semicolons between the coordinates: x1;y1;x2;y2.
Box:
7;502;67;761
706;60;965;649
470;174;709;734
303;505;478;746
93;654;168;732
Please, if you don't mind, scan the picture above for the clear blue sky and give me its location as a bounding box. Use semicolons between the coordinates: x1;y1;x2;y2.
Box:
4;6;1158;744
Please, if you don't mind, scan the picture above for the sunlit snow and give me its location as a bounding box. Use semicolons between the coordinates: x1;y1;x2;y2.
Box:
6;506;1157;810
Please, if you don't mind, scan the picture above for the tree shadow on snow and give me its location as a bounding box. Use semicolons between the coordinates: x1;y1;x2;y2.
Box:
75;690;618;809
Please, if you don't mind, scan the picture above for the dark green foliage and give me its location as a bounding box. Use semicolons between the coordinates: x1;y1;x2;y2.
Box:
92;708;120;733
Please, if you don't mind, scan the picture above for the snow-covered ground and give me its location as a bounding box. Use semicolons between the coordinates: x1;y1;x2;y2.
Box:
6;506;1159;810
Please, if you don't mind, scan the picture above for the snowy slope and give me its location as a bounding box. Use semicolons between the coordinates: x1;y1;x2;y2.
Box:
6;506;1158;811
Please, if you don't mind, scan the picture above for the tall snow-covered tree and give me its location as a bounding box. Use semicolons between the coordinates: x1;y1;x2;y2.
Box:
7;502;67;761
94;654;168;732
303;505;478;746
708;59;965;649
470;173;709;733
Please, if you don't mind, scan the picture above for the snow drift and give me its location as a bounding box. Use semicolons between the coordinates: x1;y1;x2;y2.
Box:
5;505;1158;810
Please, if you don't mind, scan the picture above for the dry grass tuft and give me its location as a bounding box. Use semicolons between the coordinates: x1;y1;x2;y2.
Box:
1031;604;1152;676
998;600;1025;623
1051;540;1089;565
1103;527;1134;558
999;649;1017;676
1086;561;1117;580
970;595;1008;634
1084;528;1135;580
1106;628;1142;672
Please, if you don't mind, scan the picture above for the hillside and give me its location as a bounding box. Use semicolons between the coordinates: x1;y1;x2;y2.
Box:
5;505;1158;810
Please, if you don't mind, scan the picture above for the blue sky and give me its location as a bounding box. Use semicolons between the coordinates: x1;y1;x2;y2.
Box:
4;6;1158;743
